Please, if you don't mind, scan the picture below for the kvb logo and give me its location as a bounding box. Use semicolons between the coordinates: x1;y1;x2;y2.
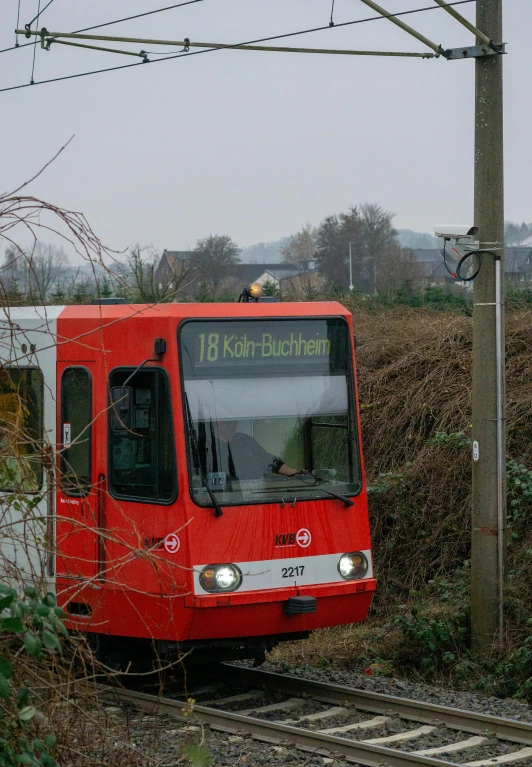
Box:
274;529;312;548
296;528;312;548
163;533;180;554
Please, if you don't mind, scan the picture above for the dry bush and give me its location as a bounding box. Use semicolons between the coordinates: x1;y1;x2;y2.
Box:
350;305;532;606
347;307;532;603
272;304;532;671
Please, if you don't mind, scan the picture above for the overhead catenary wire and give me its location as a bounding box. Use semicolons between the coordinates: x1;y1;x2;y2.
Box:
0;0;205;55
0;0;478;58
0;0;478;95
25;0;55;29
329;0;336;27
72;0;205;35
29;0;42;84
0;0;478;57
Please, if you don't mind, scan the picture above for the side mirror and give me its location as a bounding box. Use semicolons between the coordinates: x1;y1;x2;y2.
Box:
110;386;133;431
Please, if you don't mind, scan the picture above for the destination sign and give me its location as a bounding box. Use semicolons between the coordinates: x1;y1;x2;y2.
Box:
180;319;349;377
198;330;330;364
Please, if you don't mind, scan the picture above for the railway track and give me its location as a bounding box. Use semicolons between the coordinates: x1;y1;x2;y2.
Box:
99;665;532;766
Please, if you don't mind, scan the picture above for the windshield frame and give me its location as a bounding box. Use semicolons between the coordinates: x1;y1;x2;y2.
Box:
178;315;363;509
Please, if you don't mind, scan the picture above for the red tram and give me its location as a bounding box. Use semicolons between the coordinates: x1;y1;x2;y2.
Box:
0;298;375;662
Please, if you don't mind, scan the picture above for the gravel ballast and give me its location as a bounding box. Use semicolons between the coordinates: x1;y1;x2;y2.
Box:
97;661;532;766
257;661;532;723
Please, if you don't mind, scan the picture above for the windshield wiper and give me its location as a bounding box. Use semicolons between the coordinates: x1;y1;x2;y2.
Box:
184;393;224;518
298;484;354;508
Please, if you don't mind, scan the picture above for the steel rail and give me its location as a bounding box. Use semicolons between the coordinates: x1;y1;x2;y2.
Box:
96;683;456;767
220;666;532;745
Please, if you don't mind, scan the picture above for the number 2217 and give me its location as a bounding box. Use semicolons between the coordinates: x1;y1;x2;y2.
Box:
282;565;305;578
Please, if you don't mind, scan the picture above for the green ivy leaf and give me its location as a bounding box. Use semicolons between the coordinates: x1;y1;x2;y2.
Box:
16;687;29;710
24;632;42;657
15;753;35;764
1;617;24;633
18;706;36;722
0;674;10;699
32;615;43;630
35;606;50;618
44;735;56;750
0;595;15;612
47;616;67;637
0;584;16;597
41;755;56;767
43;594;56;608
41;631;61;654
0;659;12;680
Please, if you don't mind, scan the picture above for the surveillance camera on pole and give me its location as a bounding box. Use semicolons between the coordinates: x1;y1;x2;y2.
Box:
434;224;479;244
434;225;481;282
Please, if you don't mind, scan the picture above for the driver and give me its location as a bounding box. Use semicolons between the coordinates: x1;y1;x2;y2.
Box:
211;420;303;481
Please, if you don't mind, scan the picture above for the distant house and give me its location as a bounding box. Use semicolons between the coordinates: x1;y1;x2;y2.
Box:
278;261;324;299
154;250;193;293
412;249;451;284
157;251;307;299
412;248;532;288
505;247;532;285
231;263;302;290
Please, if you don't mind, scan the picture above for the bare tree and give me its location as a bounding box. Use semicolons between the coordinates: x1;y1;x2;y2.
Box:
114;244;195;303
0;138;119;311
190;234;240;300
280;269;324;300
360;202;398;295
280;223;318;266
1;246;28;300
376;245;419;297
26;242;70;303
316;207;364;287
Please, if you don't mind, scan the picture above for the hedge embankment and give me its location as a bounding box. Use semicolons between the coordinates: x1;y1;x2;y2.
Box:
274;304;532;697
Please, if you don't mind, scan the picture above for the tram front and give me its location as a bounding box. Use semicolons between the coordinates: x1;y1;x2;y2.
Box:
178;308;375;649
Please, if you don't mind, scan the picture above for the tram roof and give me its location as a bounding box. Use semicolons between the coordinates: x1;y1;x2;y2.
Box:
53;301;351;321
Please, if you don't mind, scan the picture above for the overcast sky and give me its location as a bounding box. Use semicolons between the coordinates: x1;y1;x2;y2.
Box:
0;0;528;256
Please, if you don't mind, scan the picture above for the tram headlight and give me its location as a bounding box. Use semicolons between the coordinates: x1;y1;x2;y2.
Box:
199;564;242;593
337;552;368;580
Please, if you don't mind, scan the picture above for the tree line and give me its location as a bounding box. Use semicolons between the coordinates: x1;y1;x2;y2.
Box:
280;202;417;296
505;221;531;247
0;235;243;305
12;201;531;305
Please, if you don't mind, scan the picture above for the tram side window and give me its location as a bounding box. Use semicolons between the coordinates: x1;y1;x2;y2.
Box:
61;368;91;496
108;369;176;503
0;368;43;492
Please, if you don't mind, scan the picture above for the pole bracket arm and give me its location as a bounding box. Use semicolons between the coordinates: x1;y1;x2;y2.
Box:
443;42;506;60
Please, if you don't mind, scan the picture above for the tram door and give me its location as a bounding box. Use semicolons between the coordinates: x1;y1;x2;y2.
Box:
56;365;99;582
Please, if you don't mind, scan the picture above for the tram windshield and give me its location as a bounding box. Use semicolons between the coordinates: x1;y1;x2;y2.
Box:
179;318;361;507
